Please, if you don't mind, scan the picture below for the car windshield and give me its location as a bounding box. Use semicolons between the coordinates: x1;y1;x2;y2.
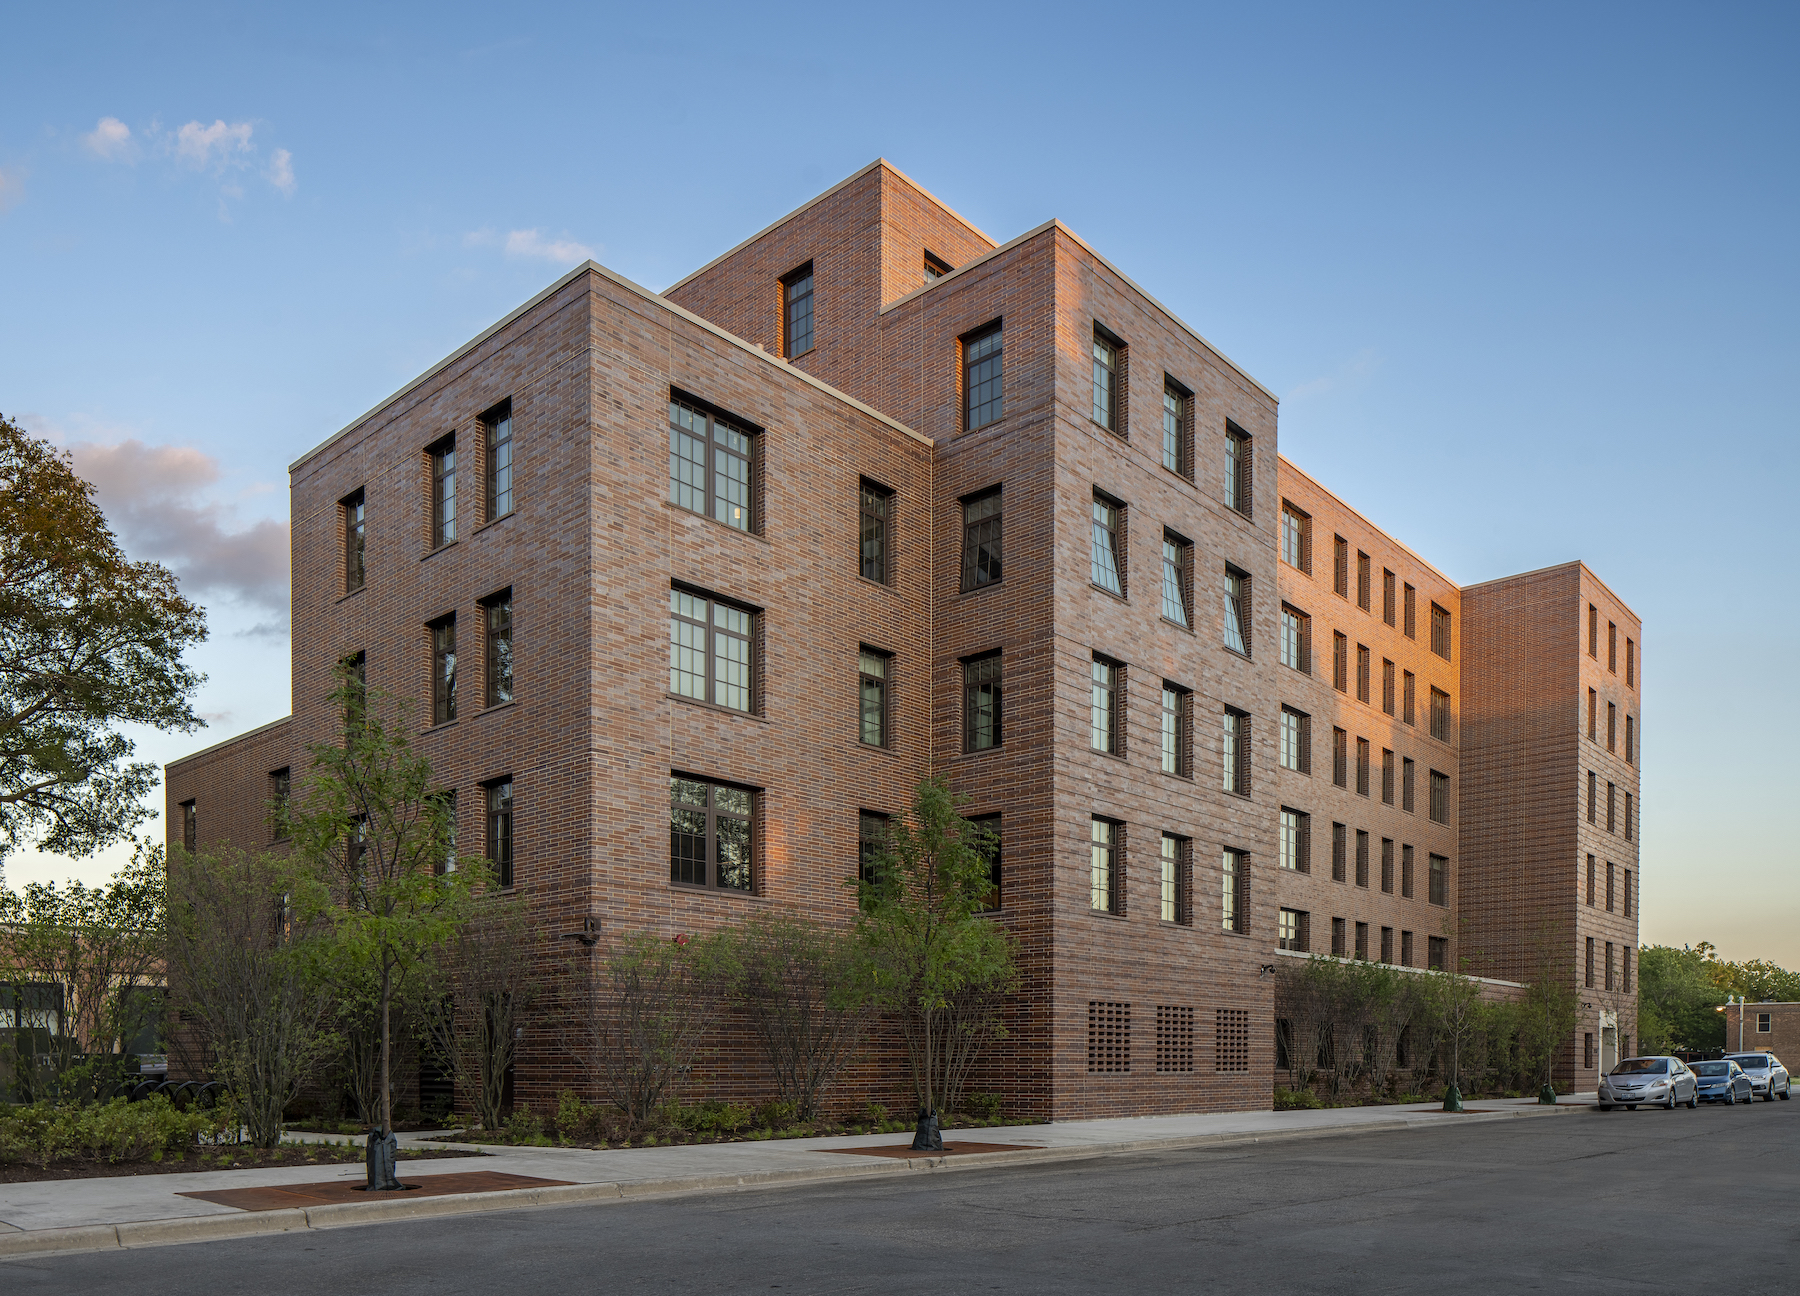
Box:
1692;1062;1733;1077
1726;1056;1769;1070
1611;1059;1669;1075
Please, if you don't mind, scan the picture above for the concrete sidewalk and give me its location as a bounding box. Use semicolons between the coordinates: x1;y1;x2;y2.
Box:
0;1095;1592;1261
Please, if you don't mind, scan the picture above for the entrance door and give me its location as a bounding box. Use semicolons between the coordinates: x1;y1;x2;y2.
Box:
1600;1026;1619;1074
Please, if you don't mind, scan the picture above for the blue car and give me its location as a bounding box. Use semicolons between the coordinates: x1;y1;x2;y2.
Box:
1690;1059;1754;1105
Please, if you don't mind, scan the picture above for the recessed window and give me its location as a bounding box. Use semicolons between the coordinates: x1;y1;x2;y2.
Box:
486;778;514;888
1381;926;1394;964
960;488;1002;590
432;789;458;876
1280;604;1311;673
859;479;893;585
1381;748;1395;805
1331;916;1348;958
669;587;754;712
482;590;513;708
1355;922;1369;961
1279;808;1309;873
1279;907;1308;952
1223;707;1250;795
269;769;290;841
1223;566;1252;655
1429;936;1447;971
1431;602;1453;661
1626;637;1636;687
859;809;888;890
180;798;197;853
1429;854;1448;907
1356;551;1371;611
1402;844;1415;898
1608;621;1617;673
1221;848;1247;934
1430;771;1450;825
1279;705;1310;774
1403;583;1416;638
1381;838;1394;895
1586;936;1595;988
783;263;814;358
1430;687;1451;742
1607;701;1617;752
963;323;1004;431
1332;727;1348;788
1586;854;1596;906
1589;603;1599;658
859;648;891;748
1162;380;1192;478
483;400;514;522
1402;670;1416;725
1625;792;1634;841
1607;781;1617;833
1160;833;1190;924
1331;821;1347;882
1356;643;1370;703
1588;770;1597;824
1356;737;1370;797
669;396;754;532
670;776;751;892
1090;817;1120;914
1224;423;1252;516
962;652;1003;752
923;251;952;286
1606;861;1616;912
1382;569;1396;627
1281;502;1311;573
1355;829;1369;888
1160;532;1192;628
1382;658;1395;716
428;435;456;549
1161;682;1191;777
1626;714;1635;765
1333;535;1349;598
971;813;1001;910
1091;493;1125;596
1402;757;1415;813
1333;632;1348;692
342;490;366;593
1090;654;1123;756
1091;326;1122;433
430;614;457;725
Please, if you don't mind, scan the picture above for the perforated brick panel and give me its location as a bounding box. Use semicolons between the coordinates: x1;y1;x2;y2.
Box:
1088;1001;1131;1073
1155;1005;1195;1073
1215;1008;1251;1072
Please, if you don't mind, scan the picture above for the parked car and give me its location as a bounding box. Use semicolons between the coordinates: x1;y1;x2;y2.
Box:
1723;1053;1791;1101
1690;1059;1755;1105
1598;1056;1698;1110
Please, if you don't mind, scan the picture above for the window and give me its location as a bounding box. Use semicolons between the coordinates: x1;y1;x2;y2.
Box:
1585;937;1595;987
1430;602;1452;661
1356;737;1370;797
1587;770;1597;823
1401;930;1414;966
342;650;367;728
1278;706;1310;774
858;810;888;890
1381;926;1393;964
180;799;197;853
1223;566;1251;654
487;778;514;888
1280;604;1311;672
1383;570;1396;626
963;652;1003;752
670;587;754;712
1331;822;1348;882
1626;637;1636;687
1401;844;1415;898
1156;1004;1194;1072
1382;659;1395;715
1355;922;1369;962
923;250;951;285
1356;644;1370;703
1223;708;1250;794
1091;817;1121;914
1087;1000;1130;1072
963;324;1004;430
960;488;1002;589
1160;683;1191;777
1091;494;1125;596
343;490;366;593
1606;861;1616;912
782;263;814;357
1281;503;1312;573
432;789;458;876
1400;671;1415;727
1589;604;1598;658
429;435;456;548
1588;688;1597;741
1625;865;1637;914
1607;782;1616;833
1626;715;1635;765
269;769;290;840
971;814;1002;910
1759;1012;1772;1034
483;400;513;521
1583;1031;1594;1068
1607;701;1617;753
1160;834;1190;924
1586;854;1596;906
1625;793;1633;841
1161;380;1191;477
1430;687;1451;742
1429;770;1450;824
1429;853;1448;906
430;615;457;725
1279;908;1308;952
483;590;513;708
1090;655;1122;756
1356;551;1371;611
859;648;891;747
1224;423;1252;515
1402;757;1415;813
859;480;893;584
1333;632;1348;692
1278;808;1310;873
1332;917;1347;957
1608;621;1617;673
670;776;751;892
1381;749;1395;805
1332;727;1348;788
1091;326;1121;432
669;397;754;532
1403;583;1416;638
1381;838;1394;894
1161;532;1192;627
1221;848;1246;933
1355;830;1369;888
1429;936;1447;971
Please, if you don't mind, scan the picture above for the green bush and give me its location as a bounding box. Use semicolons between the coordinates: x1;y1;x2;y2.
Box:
1273;1086;1324;1111
671;1100;754;1137
963;1092;1002;1122
754;1099;797;1130
0;1096;231;1167
502;1107;547;1144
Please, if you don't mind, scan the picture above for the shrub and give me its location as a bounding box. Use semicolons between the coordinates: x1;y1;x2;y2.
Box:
962;1092;1002;1122
671;1101;754;1137
1274;1086;1324;1111
502;1107;545;1144
0;1096;230;1167
753;1099;797;1130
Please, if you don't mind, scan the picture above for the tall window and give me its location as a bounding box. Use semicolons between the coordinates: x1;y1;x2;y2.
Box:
1625;793;1633;841
1356;551;1371;611
963;324;1004;430
1332;727;1348;788
1279;908;1307;952
1222;708;1250;795
859;480;893;584
483;590;513;707
1431;602;1452;660
1224;423;1252;515
1161;683;1190;777
1382;659;1395;715
961;489;1002;589
1401;844;1415;898
1331;821;1346;881
1090;655;1122;755
486;778;514;888
1586;937;1595;988
1280;605;1310;672
1624;868;1633;917
858;810;888;889
1333;535;1349;598
1381;838;1394;893
1356;737;1370;796
1626;714;1635;764
1589;603;1598;658
1403;583;1416;638
1626;637;1635;686
1160;833;1188;924
1381;926;1394;964
1333;632;1348;692
1402;671;1415;725
859;648;891;747
343;490;366;592
1223;566;1251;655
971;814;1001;910
1160;533;1191;627
1588;770;1596;823
429;435;456;548
1281;503;1311;572
1356;922;1369;961
1587;854;1596;906
1429;935;1447;971
1355;829;1369;888
430;615;457;725
1091;494;1125;595
432;789;458;876
269;769;290;840
1429;853;1447;906
1606;861;1616;912
670;776;751;891
1279;808;1309;873
1091;817;1119;913
1221;849;1246;933
1381;749;1395;805
1279;706;1309;774
1162;381;1191;477
1383;570;1396;626
1608;621;1617;672
1430;687;1451;741
1430;770;1450;824
1587;688;1597;740
1091;327;1120;431
963;652;1002;751
1607;781;1616;833
1356;644;1370;703
669;397;754;532
1607;701;1617;752
670;587;754;712
783;263;814;357
180;799;197;853
1402;757;1415;812
483;400;513;521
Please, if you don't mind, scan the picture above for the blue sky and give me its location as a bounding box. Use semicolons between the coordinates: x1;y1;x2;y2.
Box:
2;2;1794;961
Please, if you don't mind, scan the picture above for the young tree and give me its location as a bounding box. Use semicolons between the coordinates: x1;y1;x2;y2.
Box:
1422;965;1483;1108
1518;933;1580;1099
417;896;541;1131
0;840;166;1099
0;416;206;872
165;846;339;1147
568;931;707;1129
286;669;482;1173
857;778;1016;1124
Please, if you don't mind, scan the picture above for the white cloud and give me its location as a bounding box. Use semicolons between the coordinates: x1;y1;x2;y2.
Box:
83;116;135;161
0;167;22;213
502;228;597;264
173;119;256;172
265;147;295;195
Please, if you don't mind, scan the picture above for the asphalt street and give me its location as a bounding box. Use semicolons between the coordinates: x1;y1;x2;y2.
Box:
11;1099;1797;1294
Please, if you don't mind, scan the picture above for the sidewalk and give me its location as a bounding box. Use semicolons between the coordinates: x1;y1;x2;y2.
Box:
0;1095;1591;1261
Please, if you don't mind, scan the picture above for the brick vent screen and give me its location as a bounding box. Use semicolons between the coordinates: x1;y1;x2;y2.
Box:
1088;1001;1131;1073
1155;1006;1195;1073
1215;1008;1251;1073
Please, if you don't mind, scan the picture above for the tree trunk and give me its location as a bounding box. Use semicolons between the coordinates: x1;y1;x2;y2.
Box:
380;968;392;1134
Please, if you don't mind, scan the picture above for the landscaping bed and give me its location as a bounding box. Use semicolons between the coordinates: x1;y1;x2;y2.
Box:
0;1143;484;1183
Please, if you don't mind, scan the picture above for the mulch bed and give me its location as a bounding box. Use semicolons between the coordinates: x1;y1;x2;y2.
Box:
822;1142;1043;1160
0;1147;484;1184
179;1170;571;1211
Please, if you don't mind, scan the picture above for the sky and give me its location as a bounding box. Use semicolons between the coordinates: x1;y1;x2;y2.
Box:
1;2;1794;961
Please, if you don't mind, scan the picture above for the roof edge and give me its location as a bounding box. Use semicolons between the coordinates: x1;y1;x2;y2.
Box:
166;714;292;771
1276;453;1464;594
1462;560;1640;622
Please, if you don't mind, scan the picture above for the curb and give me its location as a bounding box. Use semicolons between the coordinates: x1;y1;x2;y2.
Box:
0;1103;1576;1261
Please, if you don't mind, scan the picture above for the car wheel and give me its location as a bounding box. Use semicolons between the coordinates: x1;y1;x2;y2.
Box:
1598;1104;1612;1111
1665;1093;1677;1110
1725;1091;1735;1105
1764;1088;1775;1102
1780;1086;1790;1101
1626;1104;1637;1111
1687;1093;1698;1109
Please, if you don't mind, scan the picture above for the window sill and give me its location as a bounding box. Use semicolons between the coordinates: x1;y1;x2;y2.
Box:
953;746;1004;760
1161;463;1197;489
1087;907;1127;920
478;700;518;718
1089;417;1127;441
957;579;1005;597
423;719;459;734
472;511;515;539
337;585;366;605
1160;615;1195;635
1221;645;1252;663
661;500;770;546
421;540;459;561
1157;920;1195;930
1089;583;1127;603
855;574;898;595
669;882;762;900
856;739;901;758
667;692;769;723
1160;769;1194;784
1223;789;1251;801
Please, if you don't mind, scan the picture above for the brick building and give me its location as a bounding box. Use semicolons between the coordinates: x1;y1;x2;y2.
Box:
165;160;1640;1113
1721;1003;1800;1064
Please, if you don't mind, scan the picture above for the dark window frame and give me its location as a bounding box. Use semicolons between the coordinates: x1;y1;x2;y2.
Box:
1224;421;1253;516
960;487;1003;591
1430;770;1451;825
669;585;757;713
1091;491;1126;597
1160;681;1192;778
859;646;892;749
1160;529;1193;628
962;322;1004;432
1431;602;1453;661
1281;501;1312;573
1162;377;1193;480
670;774;752;893
486;777;514;889
782;262;815;358
962;651;1003;753
428;433;457;549
1429;853;1449;906
482;589;513;708
1091;322;1125;435
429;613;457;726
343;489;366;593
482;398;514;523
859;478;894;585
1091;653;1124;757
668;393;757;534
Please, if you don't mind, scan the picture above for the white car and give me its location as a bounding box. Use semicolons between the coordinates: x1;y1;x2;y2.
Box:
1598;1056;1698;1110
1723;1053;1791;1101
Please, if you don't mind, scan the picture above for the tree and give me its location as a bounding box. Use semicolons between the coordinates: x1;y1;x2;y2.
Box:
0;840;167;1099
568;931;707;1129
1422;965;1483;1100
0;415;206;869
164;846;339;1147
857;777;1016;1120
1518;933;1580;1095
1638;944;1726;1053
286;668;483;1144
417;896;542;1131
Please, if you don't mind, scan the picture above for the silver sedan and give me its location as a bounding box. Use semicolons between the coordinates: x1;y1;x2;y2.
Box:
1724;1053;1791;1101
1598;1056;1698;1110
